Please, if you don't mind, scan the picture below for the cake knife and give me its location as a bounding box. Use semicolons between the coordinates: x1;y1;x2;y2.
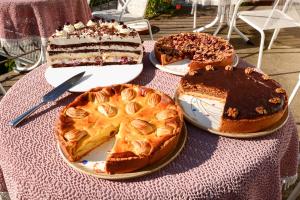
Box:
9;71;85;127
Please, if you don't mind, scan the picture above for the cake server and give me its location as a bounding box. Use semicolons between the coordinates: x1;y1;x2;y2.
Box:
9;71;85;127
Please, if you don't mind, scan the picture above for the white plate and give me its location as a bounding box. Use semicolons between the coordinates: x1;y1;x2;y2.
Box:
175;91;289;138
149;51;240;76
58;124;187;180
45;64;143;92
149;51;189;76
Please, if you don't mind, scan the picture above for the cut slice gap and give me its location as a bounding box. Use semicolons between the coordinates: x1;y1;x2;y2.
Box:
178;94;225;130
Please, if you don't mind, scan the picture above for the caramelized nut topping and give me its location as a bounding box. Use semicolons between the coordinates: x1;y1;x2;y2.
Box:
269;97;281;104
131;140;151;156
148;93;161;107
262;74;270;80
226;107;239;118
225;65;233;71
125;102;140;114
131;119;154;135
95;91;109;103
98;104;118;117
121;88;136;101
275;88;285;94
156;126;174;137
255;106;267;115
156;110;178;120
188;70;198;76
64;129;87;142
66;107;88;119
245;67;254;75
205;65;214;71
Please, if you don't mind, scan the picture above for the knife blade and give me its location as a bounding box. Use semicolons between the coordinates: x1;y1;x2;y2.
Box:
9;71;85;127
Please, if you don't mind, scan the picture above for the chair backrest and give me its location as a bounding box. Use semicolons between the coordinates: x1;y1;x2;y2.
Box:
117;0;149;18
262;0;300;30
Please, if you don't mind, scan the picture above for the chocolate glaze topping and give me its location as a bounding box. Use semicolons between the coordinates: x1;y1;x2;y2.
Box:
181;66;287;120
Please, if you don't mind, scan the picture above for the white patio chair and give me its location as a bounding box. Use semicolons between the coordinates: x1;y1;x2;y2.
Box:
91;0;153;40
227;0;300;69
286;73;300;200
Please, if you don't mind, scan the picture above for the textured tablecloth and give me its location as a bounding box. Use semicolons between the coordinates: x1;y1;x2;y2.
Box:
0;0;91;48
0;41;298;200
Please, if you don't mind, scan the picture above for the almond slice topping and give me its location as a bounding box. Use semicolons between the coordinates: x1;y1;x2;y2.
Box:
148;93;161;107
94;91;109;103
98;104;118;117
131;119;154;135
121;88;136;101
131;140;151;156
125;102;140;114
64;129;88;142
65;107;88;119
156;126;174;137
156;109;178;120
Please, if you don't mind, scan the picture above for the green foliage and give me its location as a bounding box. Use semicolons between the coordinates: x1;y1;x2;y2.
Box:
89;0;109;7
4;59;15;72
146;0;174;18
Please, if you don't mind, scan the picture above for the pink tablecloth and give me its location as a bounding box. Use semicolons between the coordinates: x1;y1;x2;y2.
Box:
0;41;298;200
0;0;91;47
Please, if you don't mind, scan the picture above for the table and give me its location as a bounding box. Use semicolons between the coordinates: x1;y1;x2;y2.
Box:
0;41;298;200
0;0;91;72
189;0;250;42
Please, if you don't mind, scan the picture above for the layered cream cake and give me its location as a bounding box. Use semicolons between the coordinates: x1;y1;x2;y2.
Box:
47;19;143;67
178;66;288;133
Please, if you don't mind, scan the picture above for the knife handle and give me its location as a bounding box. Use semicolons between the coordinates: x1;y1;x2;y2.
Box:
9;101;46;127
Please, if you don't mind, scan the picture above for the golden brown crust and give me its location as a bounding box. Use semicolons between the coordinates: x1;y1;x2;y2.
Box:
56;84;183;174
220;103;287;133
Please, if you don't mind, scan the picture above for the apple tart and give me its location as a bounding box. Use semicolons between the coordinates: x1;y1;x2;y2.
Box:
56;84;183;174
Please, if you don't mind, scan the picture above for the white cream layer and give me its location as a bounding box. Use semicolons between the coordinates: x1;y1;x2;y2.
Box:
49;34;141;45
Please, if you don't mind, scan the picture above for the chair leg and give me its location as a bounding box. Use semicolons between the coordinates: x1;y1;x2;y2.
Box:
0;83;6;95
287;181;300;200
268;28;280;50
288;75;300;105
145;19;153;40
257;29;265;70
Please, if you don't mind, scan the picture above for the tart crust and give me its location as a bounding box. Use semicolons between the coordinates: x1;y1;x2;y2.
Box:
179;66;288;133
56;84;183;174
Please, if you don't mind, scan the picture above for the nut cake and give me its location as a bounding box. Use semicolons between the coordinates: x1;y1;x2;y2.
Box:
154;33;235;71
56;84;183;174
47;19;143;67
178;66;288;133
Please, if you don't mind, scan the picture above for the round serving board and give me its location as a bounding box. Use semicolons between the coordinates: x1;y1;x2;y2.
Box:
45;64;143;92
58;123;187;180
149;51;240;76
174;90;289;138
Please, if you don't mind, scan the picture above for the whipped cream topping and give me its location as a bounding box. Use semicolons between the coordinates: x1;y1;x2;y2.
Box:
74;21;85;30
55;29;67;37
86;20;97;27
63;24;75;33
